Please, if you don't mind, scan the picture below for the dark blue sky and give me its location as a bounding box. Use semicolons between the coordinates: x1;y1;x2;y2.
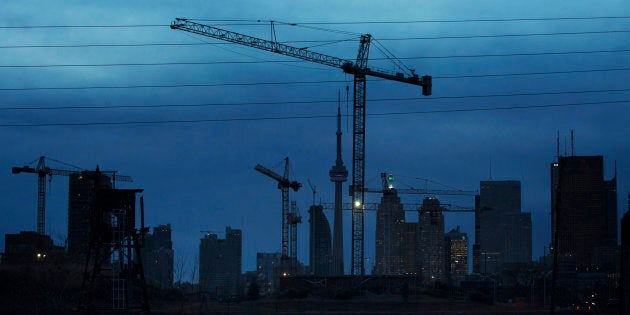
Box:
2;1;629;277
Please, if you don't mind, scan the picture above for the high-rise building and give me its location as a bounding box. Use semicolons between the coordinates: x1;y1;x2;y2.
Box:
329;102;348;276
418;196;445;284
445;226;468;286
67;170;112;256
551;155;618;271
142;224;174;289
403;222;418;275
308;204;332;276
474;180;532;274
256;252;282;294
199;227;242;297
374;189;405;275
2;231;64;264
621;194;630;315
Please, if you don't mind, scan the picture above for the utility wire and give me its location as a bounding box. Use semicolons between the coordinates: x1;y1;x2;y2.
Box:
3;87;630;111
3;29;630;49
3;48;629;69
3;70;630;92
6;15;630;29
1;100;627;127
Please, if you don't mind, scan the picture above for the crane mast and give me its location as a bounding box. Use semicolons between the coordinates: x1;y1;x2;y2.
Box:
12;156;132;235
254;157;302;260
173;18;432;275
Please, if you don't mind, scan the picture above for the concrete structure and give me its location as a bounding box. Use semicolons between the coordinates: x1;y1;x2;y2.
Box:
308;204;332;276
67;170;112;257
142;224;174;289
474;180;532;274
199;227;242;297
445;226;468;286
551;155;618;271
329;103;348;276
418;196;445;284
374;189;405;275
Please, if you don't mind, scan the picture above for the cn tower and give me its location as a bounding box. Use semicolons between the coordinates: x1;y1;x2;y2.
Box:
329;90;348;275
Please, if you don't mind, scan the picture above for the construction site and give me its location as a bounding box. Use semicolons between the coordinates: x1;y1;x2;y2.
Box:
2;5;629;314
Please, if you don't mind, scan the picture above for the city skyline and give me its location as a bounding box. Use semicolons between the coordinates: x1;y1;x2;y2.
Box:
1;0;630;276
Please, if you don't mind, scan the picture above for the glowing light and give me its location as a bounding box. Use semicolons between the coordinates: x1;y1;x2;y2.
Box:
354;200;361;208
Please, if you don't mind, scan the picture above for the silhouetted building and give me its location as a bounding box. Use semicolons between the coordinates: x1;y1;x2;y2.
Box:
199;227;242;297
142;224;174;289
552;155;618;271
67;170;112;256
403;222;417;275
445;226;468;286
418;196;445;284
374;189;405;275
309;204;332;276
474;180;532;274
621;195;630;315
329;103;348;276
2;231;64;264
256;252;282;294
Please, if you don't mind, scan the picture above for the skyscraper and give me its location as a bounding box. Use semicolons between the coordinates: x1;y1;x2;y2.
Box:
552;155;617;271
256;252;282;294
474;180;532;274
445;226;468;286
418;196;445;283
199;227;242;297
67;170;112;256
329;100;348;276
142;224;174;289
374;189;405;275
309;204;332;276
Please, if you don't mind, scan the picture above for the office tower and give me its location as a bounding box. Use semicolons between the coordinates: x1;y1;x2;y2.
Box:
199;227;242;297
445;226;468;286
474;180;532;274
403;222;418;275
309;204;332;276
374;189;405;275
142;224;174;289
329;102;348;276
67;170;112;256
552;155;618;271
418;196;445;283
256;252;282;294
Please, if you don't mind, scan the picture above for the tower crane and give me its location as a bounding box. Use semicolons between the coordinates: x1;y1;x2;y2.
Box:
12;156;132;235
365;172;478;196
288;201;302;274
254;157;302;261
171;19;432;275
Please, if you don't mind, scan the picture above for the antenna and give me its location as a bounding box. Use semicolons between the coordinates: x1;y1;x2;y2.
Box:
556;130;560;159
571;129;575;156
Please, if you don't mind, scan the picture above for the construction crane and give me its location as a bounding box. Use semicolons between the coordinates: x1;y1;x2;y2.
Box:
171;19;432;275
12;156;132;235
288;201;302;274
254;157;302;261
365;172;478;196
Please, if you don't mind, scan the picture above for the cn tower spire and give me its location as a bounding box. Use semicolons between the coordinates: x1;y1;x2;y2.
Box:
330;88;348;275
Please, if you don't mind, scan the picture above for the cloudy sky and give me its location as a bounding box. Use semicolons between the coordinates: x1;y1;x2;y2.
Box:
2;1;629;276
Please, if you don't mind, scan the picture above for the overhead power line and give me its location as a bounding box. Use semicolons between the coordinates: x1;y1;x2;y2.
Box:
3;48;629;69
3;69;630;92
3;87;630;111
6;15;628;29
3;29;630;49
1;99;627;127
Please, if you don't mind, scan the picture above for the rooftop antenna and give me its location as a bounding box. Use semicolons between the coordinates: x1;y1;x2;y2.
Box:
489;158;493;180
573;129;576;156
556;130;560;159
